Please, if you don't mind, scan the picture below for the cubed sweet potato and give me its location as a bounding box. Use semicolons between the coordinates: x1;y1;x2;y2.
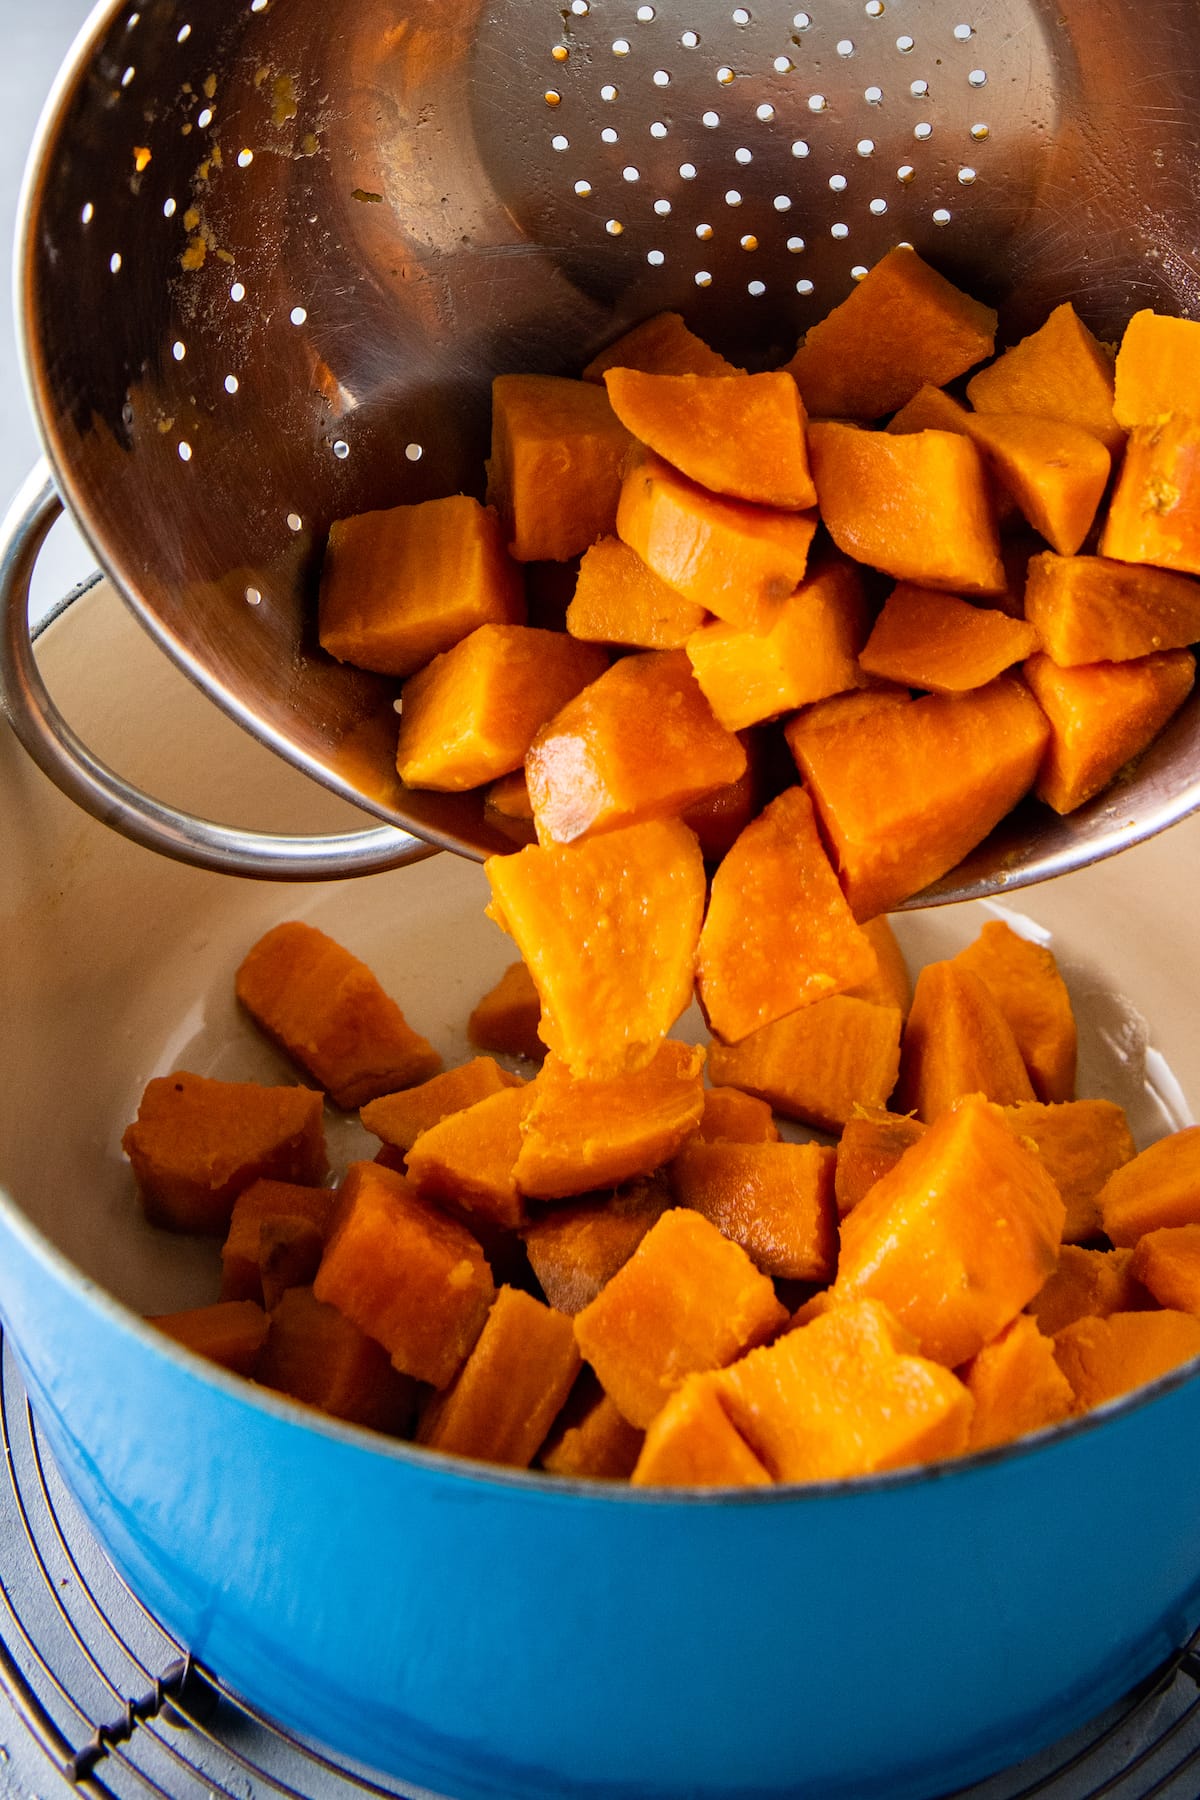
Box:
540;1372;646;1479
696;1087;780;1145
418;1286;582;1468
960;1315;1075;1451
707;996;902;1133
487;375;632;562
1024;553;1200;666
468;961;546;1063
952;919;1077;1104
895;960;1036;1123
1129;1225;1200;1314
967;413;1111;557
565;536;709;650
220;1177;337;1305
631;1374;772;1488
360;1058;525;1158
845;917;912;1014
150;1299;269;1376
1002;1100;1136;1243
1113;310;1200;429
1100;415;1200;576
858;585;1037;694
582;312;740;382
404;1085;530;1230
967;303;1122;454
834;1110;927;1218
1027;1244;1147;1335
1024;649;1195;814
258;1285;419;1434
670;1139;837;1282
522;1176;671;1315
1099;1127;1200;1245
1054;1310;1200;1410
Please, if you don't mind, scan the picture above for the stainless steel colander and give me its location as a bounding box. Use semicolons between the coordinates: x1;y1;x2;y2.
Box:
5;0;1200;884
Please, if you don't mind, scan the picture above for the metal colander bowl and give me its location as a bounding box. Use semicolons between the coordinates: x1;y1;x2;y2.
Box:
5;0;1200;881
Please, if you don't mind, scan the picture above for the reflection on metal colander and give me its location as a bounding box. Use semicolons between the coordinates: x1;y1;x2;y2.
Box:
2;1322;1200;1800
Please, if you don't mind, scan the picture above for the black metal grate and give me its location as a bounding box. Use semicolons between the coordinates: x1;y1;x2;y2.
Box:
3;1321;1200;1800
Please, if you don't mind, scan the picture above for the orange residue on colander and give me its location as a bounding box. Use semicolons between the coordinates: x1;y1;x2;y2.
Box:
272;74;298;126
134;146;151;172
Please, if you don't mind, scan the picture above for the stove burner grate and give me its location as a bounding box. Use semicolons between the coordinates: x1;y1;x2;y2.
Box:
2;1323;1200;1800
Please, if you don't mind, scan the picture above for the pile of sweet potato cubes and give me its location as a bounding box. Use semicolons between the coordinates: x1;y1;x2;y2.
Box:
123;246;1200;1484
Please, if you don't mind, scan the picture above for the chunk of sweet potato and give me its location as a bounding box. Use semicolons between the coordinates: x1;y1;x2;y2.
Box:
833;1094;1066;1367
895;961;1036;1123
968;413;1111;557
858;585;1038;694
360;1058;525;1158
395;626;608;791
714;1298;974;1481
1023;553;1200;666
670;1139;837;1282
1024;649;1195;814
960;1315;1074;1451
786;678;1050;918
123;1072;326;1235
1113;310;1200;429
1028;1245;1146;1335
522;1176;670;1315
807;422;1005;596
695;784;878;1044
1100;415;1200;576
1129;1225;1200;1314
312;1161;494;1387
258;1285;419;1434
150;1299;269;1376
887;383;974;437
318;495;524;678
952;920;1077;1104
967;303;1122;454
678;740;764;861
616;452;818;633
784;247;997;420
468;961;546;1063
418;1286;582;1468
526;648;747;845
516;1041;705;1199
1003;1100;1136;1243
707;996;902;1133
573;1208;787;1428
1098;1127;1200;1246
1054;1310;1200;1410
541;1373;645;1478
236;921;442;1109
685;555;870;732
696;1087;780;1145
631;1374;772;1488
484;818;707;1078
582;312;740;382
604;369;816;510
845;917;912;1014
487;375;631;562
834;1110;927;1218
404;1085;530;1230
565;536;709;650
220;1177;337;1304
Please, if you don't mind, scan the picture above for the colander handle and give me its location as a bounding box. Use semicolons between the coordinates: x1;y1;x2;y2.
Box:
0;465;437;880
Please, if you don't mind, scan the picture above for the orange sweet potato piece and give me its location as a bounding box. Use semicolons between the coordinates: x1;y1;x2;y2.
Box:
526;648;746;845
573;1208;787;1428
1024;552;1200;666
565;536;709;650
706;996;902;1133
1028;1245;1147;1335
1054;1310;1200;1410
966;303;1122;454
236;921;442;1110
845;917;912;1014
468;961;546;1064
516;1041;705;1199
965;413;1111;557
319;495;524;679
960;1315;1075;1452
896;961;1036;1124
784;247;997;420
858;585;1038;694
685;555;870;731
583;312;740;382
312;1161;494;1387
540;1372;645;1478
485;768;535;823
258;1286;419;1434
786;678;1051;918
220;1178;337;1304
123;1072;326;1235
714;1298;974;1481
670;1139;837;1282
616;452;818;633
487;375;631;562
1003;1100;1136;1243
807;422;1005;595
395;626;608;791
1024;648;1195;814
887;383;974;437
522;1177;670;1315
1100;415;1200;576
834;1110;927;1218
484;818;707;1078
1129;1225;1200;1314
604;369;816;510
678;737;764;862
952;920;1077;1104
697;1087;780;1145
418;1286;582;1468
1113;310;1200;430
1098;1126;1200;1246
360;1058;525;1157
404;1085;529;1230
631;1373;772;1488
833;1094;1066;1367
150;1299;269;1376
695;784;878;1044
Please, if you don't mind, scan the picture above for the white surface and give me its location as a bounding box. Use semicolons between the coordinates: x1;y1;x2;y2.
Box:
3;0;101;623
